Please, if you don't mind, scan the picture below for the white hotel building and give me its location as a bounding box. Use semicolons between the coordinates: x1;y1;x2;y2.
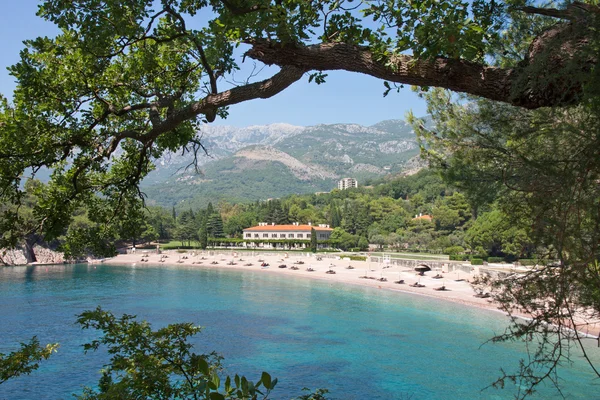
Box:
243;222;333;248
338;177;358;190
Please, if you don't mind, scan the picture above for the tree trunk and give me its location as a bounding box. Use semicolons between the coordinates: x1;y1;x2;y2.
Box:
22;238;37;263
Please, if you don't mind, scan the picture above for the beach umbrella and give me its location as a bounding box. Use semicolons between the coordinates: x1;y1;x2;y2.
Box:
414;264;431;272
414;264;431;275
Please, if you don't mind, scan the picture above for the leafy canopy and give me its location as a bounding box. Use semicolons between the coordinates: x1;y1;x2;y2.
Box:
1;0;583;247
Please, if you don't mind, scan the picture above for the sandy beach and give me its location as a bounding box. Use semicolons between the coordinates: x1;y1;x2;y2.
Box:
103;250;503;313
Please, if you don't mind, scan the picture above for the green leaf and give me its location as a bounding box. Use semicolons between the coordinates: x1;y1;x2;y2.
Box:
261;371;272;389
197;357;210;375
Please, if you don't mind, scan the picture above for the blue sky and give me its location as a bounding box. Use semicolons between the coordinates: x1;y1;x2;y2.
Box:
0;1;427;127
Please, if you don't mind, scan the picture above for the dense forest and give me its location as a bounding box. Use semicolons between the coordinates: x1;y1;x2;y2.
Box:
18;168;532;263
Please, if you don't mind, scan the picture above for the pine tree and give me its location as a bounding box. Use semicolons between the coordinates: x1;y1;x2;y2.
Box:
213;214;224;238
174;210;197;246
207;213;225;238
206;202;215;215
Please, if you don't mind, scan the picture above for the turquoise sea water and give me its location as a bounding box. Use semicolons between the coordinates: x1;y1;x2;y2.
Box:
0;264;598;399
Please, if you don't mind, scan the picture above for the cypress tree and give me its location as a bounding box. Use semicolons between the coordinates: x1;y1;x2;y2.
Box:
330;203;342;228
198;221;208;250
310;227;317;253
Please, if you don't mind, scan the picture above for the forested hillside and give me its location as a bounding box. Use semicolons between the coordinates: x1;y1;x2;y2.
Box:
141;119;422;208
140;169;534;262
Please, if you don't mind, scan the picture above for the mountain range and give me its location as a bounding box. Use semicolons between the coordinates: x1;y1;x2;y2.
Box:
141;119;425;209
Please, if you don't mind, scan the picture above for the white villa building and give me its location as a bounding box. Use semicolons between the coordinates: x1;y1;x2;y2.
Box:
243;222;333;249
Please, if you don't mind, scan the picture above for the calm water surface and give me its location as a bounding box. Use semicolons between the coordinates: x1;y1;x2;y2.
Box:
1;264;598;399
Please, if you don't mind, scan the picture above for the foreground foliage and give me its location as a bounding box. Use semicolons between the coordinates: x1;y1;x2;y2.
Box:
76;307;278;400
1;308;329;399
0;337;58;386
413;87;600;397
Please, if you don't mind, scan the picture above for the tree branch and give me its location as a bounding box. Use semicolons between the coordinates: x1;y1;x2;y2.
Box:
245;40;519;106
143;65;306;141
518;6;576;20
245;32;595;109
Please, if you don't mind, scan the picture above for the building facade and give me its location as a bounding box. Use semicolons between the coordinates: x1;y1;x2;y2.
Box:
338;177;358;190
242;223;333;249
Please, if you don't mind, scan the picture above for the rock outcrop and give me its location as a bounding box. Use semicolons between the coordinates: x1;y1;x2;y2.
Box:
0;245;66;266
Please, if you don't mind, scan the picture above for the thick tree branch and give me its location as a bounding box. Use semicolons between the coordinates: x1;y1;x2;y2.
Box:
245;33;595;109
246;40;521;105
144;66;305;141
518;6;576;20
519;2;600;20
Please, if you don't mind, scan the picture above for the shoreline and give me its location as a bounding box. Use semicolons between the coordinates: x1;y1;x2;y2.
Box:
102;250;506;315
102;250;600;339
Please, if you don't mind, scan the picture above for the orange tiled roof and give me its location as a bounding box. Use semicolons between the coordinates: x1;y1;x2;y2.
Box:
244;224;332;232
413;215;433;221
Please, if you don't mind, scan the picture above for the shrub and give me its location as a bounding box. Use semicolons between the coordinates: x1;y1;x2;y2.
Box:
449;254;469;261
444;246;465;255
348;256;367;261
470;258;484;265
487;257;505;263
518;259;539;266
162;244;197;250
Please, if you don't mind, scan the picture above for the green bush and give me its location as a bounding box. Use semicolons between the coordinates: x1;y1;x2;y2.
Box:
470;258;484;265
449;254;469;261
487;257;505;263
444;246;465;255
348;256;367;261
162;244;197;250
518;259;539;266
